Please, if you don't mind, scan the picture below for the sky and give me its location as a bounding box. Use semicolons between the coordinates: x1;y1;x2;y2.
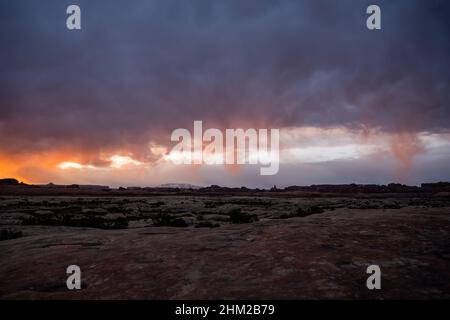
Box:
1;0;450;188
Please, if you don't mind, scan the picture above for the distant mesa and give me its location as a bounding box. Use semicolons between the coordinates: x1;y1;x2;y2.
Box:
421;182;450;192
42;182;109;190
157;183;203;190
0;178;25;185
1;177;450;195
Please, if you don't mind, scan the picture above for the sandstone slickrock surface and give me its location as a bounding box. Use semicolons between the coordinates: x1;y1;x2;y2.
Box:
0;195;450;299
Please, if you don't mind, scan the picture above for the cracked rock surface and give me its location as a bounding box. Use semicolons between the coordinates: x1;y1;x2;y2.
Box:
1;195;450;299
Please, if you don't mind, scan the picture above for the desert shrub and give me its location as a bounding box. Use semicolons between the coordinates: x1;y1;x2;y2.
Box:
0;229;23;241
228;208;258;223
204;201;217;208
275;206;325;218
308;205;325;214
195;221;220;228
170;217;189;227
151;213;192;227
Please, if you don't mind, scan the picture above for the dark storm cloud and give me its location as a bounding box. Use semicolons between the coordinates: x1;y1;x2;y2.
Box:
1;0;449;159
